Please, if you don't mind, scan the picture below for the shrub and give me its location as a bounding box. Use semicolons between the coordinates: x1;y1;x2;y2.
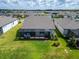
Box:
67;37;77;48
54;35;58;41
53;42;60;47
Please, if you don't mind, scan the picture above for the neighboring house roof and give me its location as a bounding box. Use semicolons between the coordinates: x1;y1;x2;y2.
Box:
54;18;79;29
0;16;17;27
22;15;55;29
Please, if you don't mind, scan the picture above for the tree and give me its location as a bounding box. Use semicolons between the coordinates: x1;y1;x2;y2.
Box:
69;31;76;47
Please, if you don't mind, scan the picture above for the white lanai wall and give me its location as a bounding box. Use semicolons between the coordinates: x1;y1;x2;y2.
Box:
2;20;19;33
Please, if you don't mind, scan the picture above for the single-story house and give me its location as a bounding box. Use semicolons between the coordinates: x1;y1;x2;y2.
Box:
0;16;19;35
54;18;79;38
18;15;55;39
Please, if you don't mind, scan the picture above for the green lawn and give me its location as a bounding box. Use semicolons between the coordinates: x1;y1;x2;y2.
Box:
0;23;79;59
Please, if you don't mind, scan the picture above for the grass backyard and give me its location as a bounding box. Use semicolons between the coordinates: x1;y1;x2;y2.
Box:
0;23;79;59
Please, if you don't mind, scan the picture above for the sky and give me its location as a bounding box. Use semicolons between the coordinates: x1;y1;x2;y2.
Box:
0;0;79;10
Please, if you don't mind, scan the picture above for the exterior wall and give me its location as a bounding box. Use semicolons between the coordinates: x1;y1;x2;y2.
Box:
12;20;19;27
2;20;18;33
63;29;79;38
71;29;79;37
0;27;3;35
64;29;68;35
19;29;54;39
63;29;69;37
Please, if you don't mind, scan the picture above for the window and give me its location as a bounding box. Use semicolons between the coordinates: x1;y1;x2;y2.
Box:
40;32;45;37
25;32;35;37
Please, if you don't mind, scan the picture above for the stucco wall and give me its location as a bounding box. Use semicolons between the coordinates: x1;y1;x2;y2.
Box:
71;29;79;37
2;20;18;33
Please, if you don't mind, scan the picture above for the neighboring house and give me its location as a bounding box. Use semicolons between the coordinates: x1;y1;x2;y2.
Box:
54;18;79;38
0;16;19;35
18;15;55;39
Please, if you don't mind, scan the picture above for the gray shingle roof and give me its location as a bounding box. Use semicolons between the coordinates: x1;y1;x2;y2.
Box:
0;16;17;27
54;18;79;29
22;15;55;29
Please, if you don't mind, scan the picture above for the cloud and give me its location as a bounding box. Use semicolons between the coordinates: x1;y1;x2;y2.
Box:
0;0;79;9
